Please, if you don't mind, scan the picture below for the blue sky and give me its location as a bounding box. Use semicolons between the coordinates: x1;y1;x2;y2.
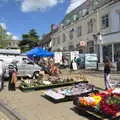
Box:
0;0;86;39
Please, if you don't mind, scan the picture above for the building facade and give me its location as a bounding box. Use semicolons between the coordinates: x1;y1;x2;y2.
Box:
6;40;20;49
39;32;52;51
51;0;120;63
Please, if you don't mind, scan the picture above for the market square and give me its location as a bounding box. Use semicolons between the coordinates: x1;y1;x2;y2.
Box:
0;0;120;120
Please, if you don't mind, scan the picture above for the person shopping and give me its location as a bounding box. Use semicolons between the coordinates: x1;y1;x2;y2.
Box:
8;61;18;91
104;57;112;90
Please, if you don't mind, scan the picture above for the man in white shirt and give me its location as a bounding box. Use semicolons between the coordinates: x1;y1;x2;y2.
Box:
0;59;5;91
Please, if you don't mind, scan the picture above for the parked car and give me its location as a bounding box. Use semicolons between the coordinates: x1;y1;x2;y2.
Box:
4;56;42;79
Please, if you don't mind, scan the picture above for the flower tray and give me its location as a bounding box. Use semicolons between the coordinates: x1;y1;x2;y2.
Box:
73;97;120;120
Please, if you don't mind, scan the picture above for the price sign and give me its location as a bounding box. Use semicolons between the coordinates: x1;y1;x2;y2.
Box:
80;41;86;46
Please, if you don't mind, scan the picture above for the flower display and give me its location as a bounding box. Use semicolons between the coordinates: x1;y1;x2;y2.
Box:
100;96;120;116
78;88;120;117
79;95;102;107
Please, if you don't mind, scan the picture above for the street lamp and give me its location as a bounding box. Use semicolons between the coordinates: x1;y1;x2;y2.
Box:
97;32;103;63
93;32;103;63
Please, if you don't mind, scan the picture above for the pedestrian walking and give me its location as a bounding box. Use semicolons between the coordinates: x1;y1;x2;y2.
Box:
8;61;18;91
103;56;112;90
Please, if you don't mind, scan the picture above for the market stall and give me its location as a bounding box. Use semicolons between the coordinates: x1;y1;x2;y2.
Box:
73;88;120;120
19;77;87;92
44;83;97;103
24;47;54;57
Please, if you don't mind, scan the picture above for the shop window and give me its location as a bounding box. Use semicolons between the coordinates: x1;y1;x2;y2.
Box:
89;47;94;53
114;43;120;62
103;45;112;61
101;14;109;29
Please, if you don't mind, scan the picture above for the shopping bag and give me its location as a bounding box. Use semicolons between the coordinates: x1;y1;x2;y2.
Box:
72;62;78;70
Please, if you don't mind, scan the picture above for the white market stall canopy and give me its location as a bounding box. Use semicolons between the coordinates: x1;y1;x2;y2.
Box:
0;49;21;55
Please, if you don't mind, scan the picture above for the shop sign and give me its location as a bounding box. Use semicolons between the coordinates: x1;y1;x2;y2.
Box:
80;41;86;46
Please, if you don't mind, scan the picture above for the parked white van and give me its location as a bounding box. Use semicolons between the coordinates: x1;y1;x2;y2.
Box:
5;56;42;78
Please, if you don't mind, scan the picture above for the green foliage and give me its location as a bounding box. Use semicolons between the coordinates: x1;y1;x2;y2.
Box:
0;30;9;48
19;29;40;53
0;36;8;48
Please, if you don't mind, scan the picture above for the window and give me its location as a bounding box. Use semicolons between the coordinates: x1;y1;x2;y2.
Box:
77;26;82;37
13;42;15;46
69;29;74;40
114;43;120;62
87;41;94;46
87;41;94;53
88;19;93;33
9;42;11;46
76;44;80;51
57;36;60;44
103;45;112;61
101;14;109;29
62;34;66;42
63;47;67;51
89;47;94;53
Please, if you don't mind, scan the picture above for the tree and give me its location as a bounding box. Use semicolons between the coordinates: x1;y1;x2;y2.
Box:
29;29;39;41
19;29;40;53
0;32;9;48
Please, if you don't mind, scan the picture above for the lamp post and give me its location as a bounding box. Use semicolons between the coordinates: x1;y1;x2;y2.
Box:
98;33;103;63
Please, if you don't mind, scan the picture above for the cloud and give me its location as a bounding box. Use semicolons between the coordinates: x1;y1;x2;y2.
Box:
6;32;12;36
12;35;19;40
66;0;86;14
0;23;7;30
21;0;64;12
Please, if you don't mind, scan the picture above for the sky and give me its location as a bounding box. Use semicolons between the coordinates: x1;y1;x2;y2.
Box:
0;0;86;39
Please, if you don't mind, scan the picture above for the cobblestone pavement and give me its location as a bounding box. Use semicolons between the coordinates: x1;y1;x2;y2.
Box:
0;71;119;120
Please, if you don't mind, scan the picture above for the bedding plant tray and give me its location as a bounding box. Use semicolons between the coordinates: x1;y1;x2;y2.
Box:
19;80;88;92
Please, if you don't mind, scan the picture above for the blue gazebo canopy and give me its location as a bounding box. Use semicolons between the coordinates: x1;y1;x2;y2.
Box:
24;47;54;57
